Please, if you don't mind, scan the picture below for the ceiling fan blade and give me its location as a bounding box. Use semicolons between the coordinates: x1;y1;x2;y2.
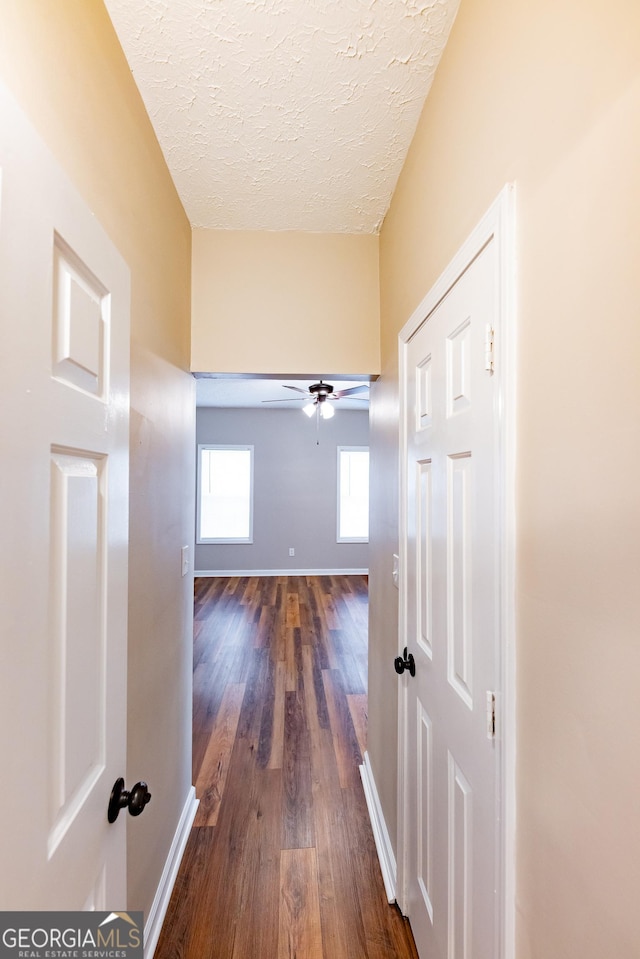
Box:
334;385;369;398
261;397;308;403
282;385;310;394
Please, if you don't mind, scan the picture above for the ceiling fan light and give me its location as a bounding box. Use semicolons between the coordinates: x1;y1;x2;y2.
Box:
320;401;335;419
303;401;316;417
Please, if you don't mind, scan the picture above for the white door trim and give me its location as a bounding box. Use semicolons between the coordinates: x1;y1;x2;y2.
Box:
397;184;516;959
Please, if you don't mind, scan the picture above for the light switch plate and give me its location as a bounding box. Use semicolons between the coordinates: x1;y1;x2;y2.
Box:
392;553;399;589
181;545;189;577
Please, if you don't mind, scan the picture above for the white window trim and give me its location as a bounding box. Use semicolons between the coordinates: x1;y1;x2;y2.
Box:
337;445;370;544
197;444;254;544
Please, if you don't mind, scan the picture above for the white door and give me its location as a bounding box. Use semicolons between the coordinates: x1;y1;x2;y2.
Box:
399;235;502;958
0;83;130;909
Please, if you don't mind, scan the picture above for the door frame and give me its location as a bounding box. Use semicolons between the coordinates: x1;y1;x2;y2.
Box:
396;184;516;959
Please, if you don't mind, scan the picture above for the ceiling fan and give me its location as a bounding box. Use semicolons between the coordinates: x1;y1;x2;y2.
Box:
262;380;369;419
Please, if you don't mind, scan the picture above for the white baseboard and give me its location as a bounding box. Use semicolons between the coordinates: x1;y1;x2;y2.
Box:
194;568;369;577
360;752;397;903
144;786;199;958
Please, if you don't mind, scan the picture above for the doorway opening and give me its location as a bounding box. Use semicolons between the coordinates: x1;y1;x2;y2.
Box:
148;374;420;957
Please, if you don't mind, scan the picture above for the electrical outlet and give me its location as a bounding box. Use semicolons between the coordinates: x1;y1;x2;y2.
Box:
289;547;295;557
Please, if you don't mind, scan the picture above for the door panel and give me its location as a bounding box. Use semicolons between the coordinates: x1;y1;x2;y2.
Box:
48;450;105;857
447;451;473;709
0;82;130;909
53;233;108;396
416;458;433;659
416;699;434;922
448;754;472;959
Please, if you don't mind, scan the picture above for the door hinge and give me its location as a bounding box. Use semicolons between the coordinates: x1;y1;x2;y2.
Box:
484;325;495;374
486;691;496;739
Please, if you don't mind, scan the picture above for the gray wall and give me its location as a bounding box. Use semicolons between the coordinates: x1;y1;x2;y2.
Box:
195;407;369;573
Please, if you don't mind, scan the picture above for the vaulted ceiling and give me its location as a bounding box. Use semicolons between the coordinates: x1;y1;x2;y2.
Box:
104;0;460;234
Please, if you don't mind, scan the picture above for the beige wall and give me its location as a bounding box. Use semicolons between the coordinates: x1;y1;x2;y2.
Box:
371;0;640;955
0;1;194;918
192;228;380;375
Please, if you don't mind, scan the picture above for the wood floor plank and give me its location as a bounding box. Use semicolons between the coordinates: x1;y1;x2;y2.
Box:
235;647;269;747
256;603;276;649
267;660;286;770
259;576;278;607
192;662;222;779
302;644;331;732
256;650;277;769
277;847;323;959
285;589;300;627
223;576;240;596
282;690;314;849
195;682;246;826
320;588;340;630
239;576;257;606
285;626;297;692
229;767;282;959
347;693;368;757
274;614;287;666
310;614;330;669
192;643;249;778
331;627;367;694
322;668;363;790
193;612;227;667
309;583;339;668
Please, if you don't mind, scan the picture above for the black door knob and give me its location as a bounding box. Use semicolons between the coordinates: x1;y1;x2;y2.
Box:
394;647;416;677
108;777;152;823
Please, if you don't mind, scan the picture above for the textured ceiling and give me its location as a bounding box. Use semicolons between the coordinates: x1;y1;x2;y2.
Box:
195;376;370;409
104;0;459;233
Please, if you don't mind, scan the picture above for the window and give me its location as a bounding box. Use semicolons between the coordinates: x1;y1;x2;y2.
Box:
197;445;254;543
337;446;369;543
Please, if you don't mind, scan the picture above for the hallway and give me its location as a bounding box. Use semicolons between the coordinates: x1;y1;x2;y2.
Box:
155;575;418;958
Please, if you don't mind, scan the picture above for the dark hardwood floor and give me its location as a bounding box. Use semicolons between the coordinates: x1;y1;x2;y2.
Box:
155;575;418;959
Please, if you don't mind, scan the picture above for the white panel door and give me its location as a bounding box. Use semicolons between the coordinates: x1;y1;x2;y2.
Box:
0;83;130;909
402;242;499;959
